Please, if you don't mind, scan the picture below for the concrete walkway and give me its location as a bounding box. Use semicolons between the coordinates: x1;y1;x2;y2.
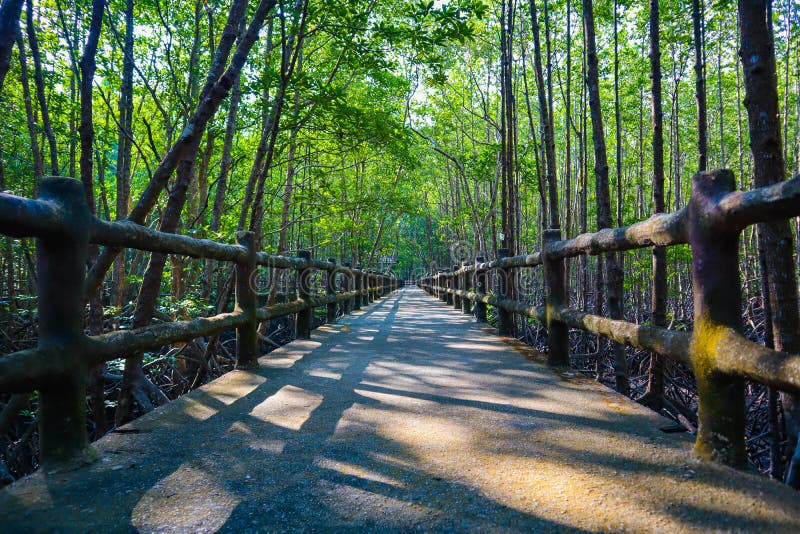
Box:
3;286;800;532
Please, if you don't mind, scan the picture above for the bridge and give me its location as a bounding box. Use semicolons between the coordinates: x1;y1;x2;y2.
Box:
3;285;800;532
3;173;800;531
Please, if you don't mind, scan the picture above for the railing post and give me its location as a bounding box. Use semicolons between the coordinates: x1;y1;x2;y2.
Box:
544;229;569;366
368;271;376;302
326;257;337;323
475;255;487;323
296;249;313;339
444;269;453;306
353;266;362;310
235;231;258;368
461;262;470;314
688;170;746;467
36;177;93;468
439;270;447;302
497;248;514;337
452;264;461;309
343;262;353;314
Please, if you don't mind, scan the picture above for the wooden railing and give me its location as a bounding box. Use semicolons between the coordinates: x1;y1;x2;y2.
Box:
0;177;400;468
419;169;800;468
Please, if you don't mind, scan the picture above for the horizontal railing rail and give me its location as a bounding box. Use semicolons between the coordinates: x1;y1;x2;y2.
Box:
0;176;401;468
418;169;800;469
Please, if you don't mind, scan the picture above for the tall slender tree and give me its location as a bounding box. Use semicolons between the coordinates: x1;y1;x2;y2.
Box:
693;0;708;170
738;0;800;488
644;0;667;411
583;0;628;394
529;0;559;229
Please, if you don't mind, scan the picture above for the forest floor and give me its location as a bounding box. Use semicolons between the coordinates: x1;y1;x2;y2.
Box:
2;287;800;532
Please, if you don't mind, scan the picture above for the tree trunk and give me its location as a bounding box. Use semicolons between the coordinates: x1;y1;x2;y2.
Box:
583;0;628;394
693;0;708;171
115;0;263;424
644;0;667;410
529;0;559;229
24;0;57;175
738;0;800;487
85;0;273;295
16;33;43;186
0;0;23;90
78;0;106;437
113;0;135;308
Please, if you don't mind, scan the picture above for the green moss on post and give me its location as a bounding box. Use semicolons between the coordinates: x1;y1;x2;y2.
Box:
688;170;746;467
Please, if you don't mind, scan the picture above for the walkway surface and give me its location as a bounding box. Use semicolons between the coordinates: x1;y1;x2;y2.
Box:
3;287;800;532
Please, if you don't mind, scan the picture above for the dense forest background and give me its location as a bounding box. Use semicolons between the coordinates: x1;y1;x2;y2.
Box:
0;0;799;485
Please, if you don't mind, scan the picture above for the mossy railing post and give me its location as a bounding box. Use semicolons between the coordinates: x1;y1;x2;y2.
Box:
353;266;363;310
326;257;337;323
461;262;470;314
452;265;461;309
544;229;569;366
235;231;258;368
368;271;376;302
296;249;313;339
688;169;746;467
497;248;514;336
36;178;93;468
438;271;447;302
446;268;454;305
343;262;353;314
475;255;487;323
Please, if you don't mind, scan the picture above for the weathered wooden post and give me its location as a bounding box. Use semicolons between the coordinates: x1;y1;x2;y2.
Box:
368;271;376;302
296;249;313;339
326;257;337;323
543;229;569;366
343;262;353;314
36;177;93;468
461;262;470;314
452;265;461;309
688;169;746;467
444;269;453;306
354;266;363;310
497;248;514;337
475;255;487;323
235;231;258;368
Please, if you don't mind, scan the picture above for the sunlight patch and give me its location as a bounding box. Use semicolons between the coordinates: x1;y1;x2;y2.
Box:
179;397;219;422
315;456;406;487
249;385;324;430
314;479;441;526
132;465;239;531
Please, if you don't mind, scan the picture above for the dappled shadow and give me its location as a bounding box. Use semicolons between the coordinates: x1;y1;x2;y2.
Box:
2;287;800;532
